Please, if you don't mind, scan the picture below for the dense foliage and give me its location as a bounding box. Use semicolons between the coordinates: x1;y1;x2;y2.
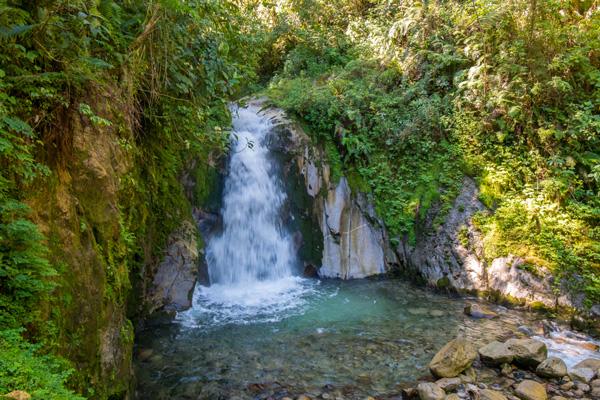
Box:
0;0;598;398
0;0;263;397
264;0;599;304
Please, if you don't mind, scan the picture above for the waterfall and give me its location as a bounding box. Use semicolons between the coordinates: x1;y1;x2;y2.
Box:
179;103;314;327
207;105;295;284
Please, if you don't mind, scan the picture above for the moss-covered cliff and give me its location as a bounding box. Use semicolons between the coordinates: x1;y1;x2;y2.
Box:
19;86;221;398
0;1;261;398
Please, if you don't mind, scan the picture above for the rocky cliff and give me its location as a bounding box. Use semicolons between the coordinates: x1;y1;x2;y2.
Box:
397;178;574;311
257;97;397;279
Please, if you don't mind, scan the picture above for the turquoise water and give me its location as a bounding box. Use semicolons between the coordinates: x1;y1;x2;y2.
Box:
134;279;539;399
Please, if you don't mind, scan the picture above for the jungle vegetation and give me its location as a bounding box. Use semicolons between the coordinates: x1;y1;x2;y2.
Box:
0;0;598;398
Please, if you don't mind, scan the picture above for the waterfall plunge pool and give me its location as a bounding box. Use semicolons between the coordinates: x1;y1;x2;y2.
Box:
135;279;599;400
134;104;599;400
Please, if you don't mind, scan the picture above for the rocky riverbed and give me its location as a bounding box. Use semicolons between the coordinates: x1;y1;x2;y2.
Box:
198;324;600;400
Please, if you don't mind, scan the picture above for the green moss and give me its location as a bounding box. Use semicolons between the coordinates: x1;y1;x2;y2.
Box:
436;276;451;289
346;167;370;193
458;225;469;248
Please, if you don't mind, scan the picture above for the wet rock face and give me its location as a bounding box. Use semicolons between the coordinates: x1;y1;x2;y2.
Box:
398;177;572;309
319;178;387;279
149;221;202;313
399;177;486;290
256;97;393;279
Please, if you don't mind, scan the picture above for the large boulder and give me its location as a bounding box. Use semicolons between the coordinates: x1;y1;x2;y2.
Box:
480;389;507;400
417;382;445;400
149;221;202;313
515;380;547;400
479;341;514;365
506;338;547;368
429;338;478;378
569;367;595;383
536;357;567;378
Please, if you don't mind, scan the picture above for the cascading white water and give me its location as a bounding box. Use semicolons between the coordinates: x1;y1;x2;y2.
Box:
179;104;315;327
207;105;295;284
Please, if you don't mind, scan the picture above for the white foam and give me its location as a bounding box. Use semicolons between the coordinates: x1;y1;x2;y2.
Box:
177;104;315;329
535;331;600;369
178;277;316;327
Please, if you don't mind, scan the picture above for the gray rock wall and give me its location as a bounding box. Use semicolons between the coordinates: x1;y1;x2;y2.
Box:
399;178;571;308
148;220;203;314
254;97;394;279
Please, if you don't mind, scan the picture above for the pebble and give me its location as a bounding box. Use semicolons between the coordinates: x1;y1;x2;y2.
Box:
513;371;526;380
501;364;513;376
408;307;429;315
577;382;590;392
559;382;574;390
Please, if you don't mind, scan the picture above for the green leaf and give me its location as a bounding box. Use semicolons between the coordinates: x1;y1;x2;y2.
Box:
81;56;114;69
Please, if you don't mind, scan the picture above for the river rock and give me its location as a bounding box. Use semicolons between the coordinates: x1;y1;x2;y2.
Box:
536;357;567;378
559;381;574;390
577;382;590;392
436;377;462;391
574;358;600;371
149;221;201;313
480;389;507;400
569;367;595;383
515;380;547;400
518;326;535;337
429;338;478;378
417;382;445;400
506;338;547;367
591;379;600;387
591;388;600;398
2;392;31;400
464;303;498;319
479;341;514;365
